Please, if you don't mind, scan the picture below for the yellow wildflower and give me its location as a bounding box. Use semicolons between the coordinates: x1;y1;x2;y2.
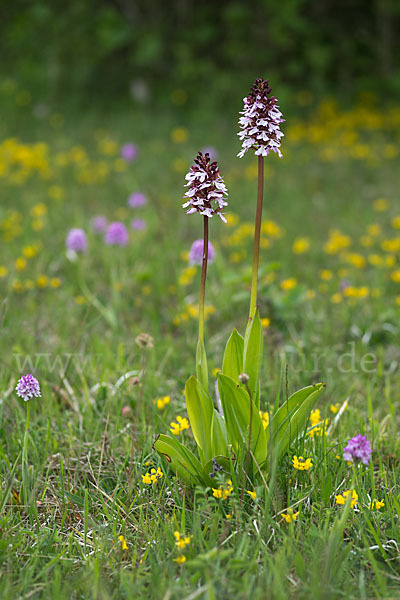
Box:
259;411;269;430
335;490;358;508
292;456;313;471
368;499;384;510
15;258;26;271
171;127;188;144
173;555;186;564
142;467;163;485
292;237;310;254
0;266;8;278
282;509;298;523
212;480;233;500
373;198;389;212
156;395;170;410
170;416;189;435
281;278;297;291
390;270;400;283
36;275;49;288
247;490;257;500
174;531;192;549
260;317;270;329
319;269;333;281
118;535;128;551
330;403;340;414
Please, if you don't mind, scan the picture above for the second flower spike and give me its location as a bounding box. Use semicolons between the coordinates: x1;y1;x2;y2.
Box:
182;152;228;222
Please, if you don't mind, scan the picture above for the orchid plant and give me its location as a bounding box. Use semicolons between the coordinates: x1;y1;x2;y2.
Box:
154;79;325;487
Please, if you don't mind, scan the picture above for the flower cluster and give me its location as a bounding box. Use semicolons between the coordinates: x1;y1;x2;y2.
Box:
335;489;358;508
15;374;41;402
174;531;192;549
142;467;163;484
343;434;372;465
282;509;299;523
66;228;87;253
212;480;233;499
182;152;228;222
169;416;189;435
292;456;313;471
238;78;284;158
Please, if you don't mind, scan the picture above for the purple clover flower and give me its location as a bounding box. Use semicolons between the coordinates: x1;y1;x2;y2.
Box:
182;152;228;222
91;216;108;234
189;239;216;265
238;78;284;159
16;374;41;402
128;192;147;208
343;434;372;465
131;218;146;231
66;228;88;252
120;143;138;162
105;222;129;246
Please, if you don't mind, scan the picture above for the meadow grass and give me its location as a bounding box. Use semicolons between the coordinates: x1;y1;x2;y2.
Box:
0;87;400;599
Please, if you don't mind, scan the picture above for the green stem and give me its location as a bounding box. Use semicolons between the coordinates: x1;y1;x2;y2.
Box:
25;401;30;432
198;216;209;344
249;155;264;320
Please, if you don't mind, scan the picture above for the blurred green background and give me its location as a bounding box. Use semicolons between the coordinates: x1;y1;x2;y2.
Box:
2;0;400;107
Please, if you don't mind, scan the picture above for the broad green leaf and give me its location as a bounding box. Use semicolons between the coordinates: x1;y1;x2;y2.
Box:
153;434;210;486
196;338;208;391
217;373;267;465
272;383;325;460
185;375;214;465
243;309;263;408
222;329;244;383
210;409;228;458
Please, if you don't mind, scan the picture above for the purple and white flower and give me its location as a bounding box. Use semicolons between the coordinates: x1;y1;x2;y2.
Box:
66;228;88;252
182;152;228;222
105;222;129;246
16;374;41;402
343;434;372;465
238;78;284;159
189;239;216;265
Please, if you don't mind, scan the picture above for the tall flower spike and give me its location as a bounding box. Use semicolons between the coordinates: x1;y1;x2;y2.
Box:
182;152;228;223
238;78;284;158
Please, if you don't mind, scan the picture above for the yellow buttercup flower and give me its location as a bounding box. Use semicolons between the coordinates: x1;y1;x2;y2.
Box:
260;317;270;329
